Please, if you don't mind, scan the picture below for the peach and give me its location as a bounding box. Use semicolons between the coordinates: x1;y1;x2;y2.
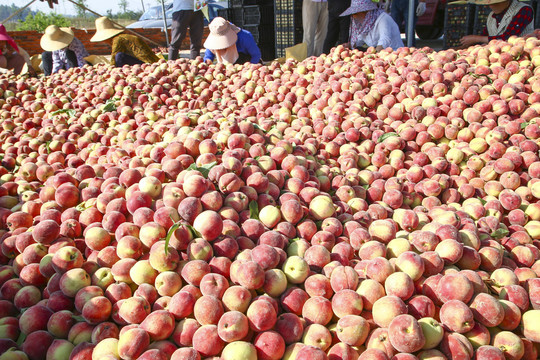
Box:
140;310;175;341
217;311;249;342
192;325;224;357
388;314;425;353
436;272;474;303
492;331;524;360
194;295;224;325
302;296;333;325
336;315;369;347
439;300;475;333
332;289;363;318
254;331;286;360
274;313;304;344
247;299;277;332
372;296;407;328
302;323;332;351
118;327;150;360
172;318;200;347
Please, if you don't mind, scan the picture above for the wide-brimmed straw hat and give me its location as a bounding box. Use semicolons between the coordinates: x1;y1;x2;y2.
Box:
341;0;379;16
0;24;18;52
90;17;124;42
204;17;241;51
40;25;75;51
469;0;508;4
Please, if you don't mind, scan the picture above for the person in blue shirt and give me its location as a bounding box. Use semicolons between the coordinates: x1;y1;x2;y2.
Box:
203;17;261;64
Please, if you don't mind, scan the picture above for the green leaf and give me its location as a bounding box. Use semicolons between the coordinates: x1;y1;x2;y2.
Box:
491;228;509;240
253;123;266;132
186;224;201;238
362;185;369;190
521;122;529;129
186;162;217;178
51;108;76;117
75;201;87;212
377;132;398;143
16;332;26;346
249;201;259;220
164;222;181;255
72;315;85;322
479;198;487;205
45;140;51;154
102;99;117;113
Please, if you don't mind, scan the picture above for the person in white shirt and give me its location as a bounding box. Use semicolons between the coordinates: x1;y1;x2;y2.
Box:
40;25;89;76
169;0;204;60
341;0;403;51
303;0;329;57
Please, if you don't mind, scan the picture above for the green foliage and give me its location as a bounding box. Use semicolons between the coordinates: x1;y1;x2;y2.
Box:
73;0;88;19
16;11;71;32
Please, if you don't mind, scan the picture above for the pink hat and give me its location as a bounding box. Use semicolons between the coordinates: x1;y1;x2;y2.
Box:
0;24;19;53
340;0;379;16
204;17;241;51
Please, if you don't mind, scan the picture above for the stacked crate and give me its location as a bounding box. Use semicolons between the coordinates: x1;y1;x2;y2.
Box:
218;1;276;60
274;0;303;58
443;2;475;49
471;5;491;35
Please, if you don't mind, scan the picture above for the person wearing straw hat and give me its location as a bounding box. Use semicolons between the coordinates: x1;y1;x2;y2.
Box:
340;0;403;51
460;0;533;47
90;16;159;67
41;25;89;76
203;17;261;65
0;24;28;75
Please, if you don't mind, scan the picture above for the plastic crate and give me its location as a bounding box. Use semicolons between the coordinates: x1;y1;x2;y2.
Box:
216;8;230;21
471;5;491;35
229;7;244;26
443;3;474;49
243;5;274;25
274;0;303;57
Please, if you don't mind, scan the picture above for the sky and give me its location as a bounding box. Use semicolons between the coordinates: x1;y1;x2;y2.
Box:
0;0;163;16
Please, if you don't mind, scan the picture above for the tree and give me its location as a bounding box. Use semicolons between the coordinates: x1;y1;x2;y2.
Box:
73;0;88;19
16;11;71;32
119;0;128;14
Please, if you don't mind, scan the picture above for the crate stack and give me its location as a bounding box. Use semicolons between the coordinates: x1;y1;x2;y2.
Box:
274;0;303;58
217;1;276;61
471;5;490;35
443;2;475;49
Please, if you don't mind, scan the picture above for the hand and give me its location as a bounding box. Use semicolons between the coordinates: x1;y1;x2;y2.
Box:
416;2;426;16
460;35;489;47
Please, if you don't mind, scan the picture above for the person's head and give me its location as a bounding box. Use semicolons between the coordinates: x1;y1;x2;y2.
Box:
204;17;240;53
40;25;74;52
0;24;18;53
340;0;379;18
90;17;124;43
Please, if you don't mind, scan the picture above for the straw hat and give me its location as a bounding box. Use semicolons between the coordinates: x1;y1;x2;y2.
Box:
90;17;124;42
40;25;75;51
469;0;508;4
204;17;241;51
0;24;18;52
340;0;379;16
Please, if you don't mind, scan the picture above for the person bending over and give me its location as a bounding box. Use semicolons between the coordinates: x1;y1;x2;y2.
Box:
203;17;261;65
90;17;159;67
341;0;403;51
41;25;89;76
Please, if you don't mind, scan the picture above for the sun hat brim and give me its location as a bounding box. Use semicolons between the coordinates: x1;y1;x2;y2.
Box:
90;28;124;42
204;23;241;51
40;27;75;52
340;1;379;16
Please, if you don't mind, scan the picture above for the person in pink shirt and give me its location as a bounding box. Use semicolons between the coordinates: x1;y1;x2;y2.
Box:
0;24;26;75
